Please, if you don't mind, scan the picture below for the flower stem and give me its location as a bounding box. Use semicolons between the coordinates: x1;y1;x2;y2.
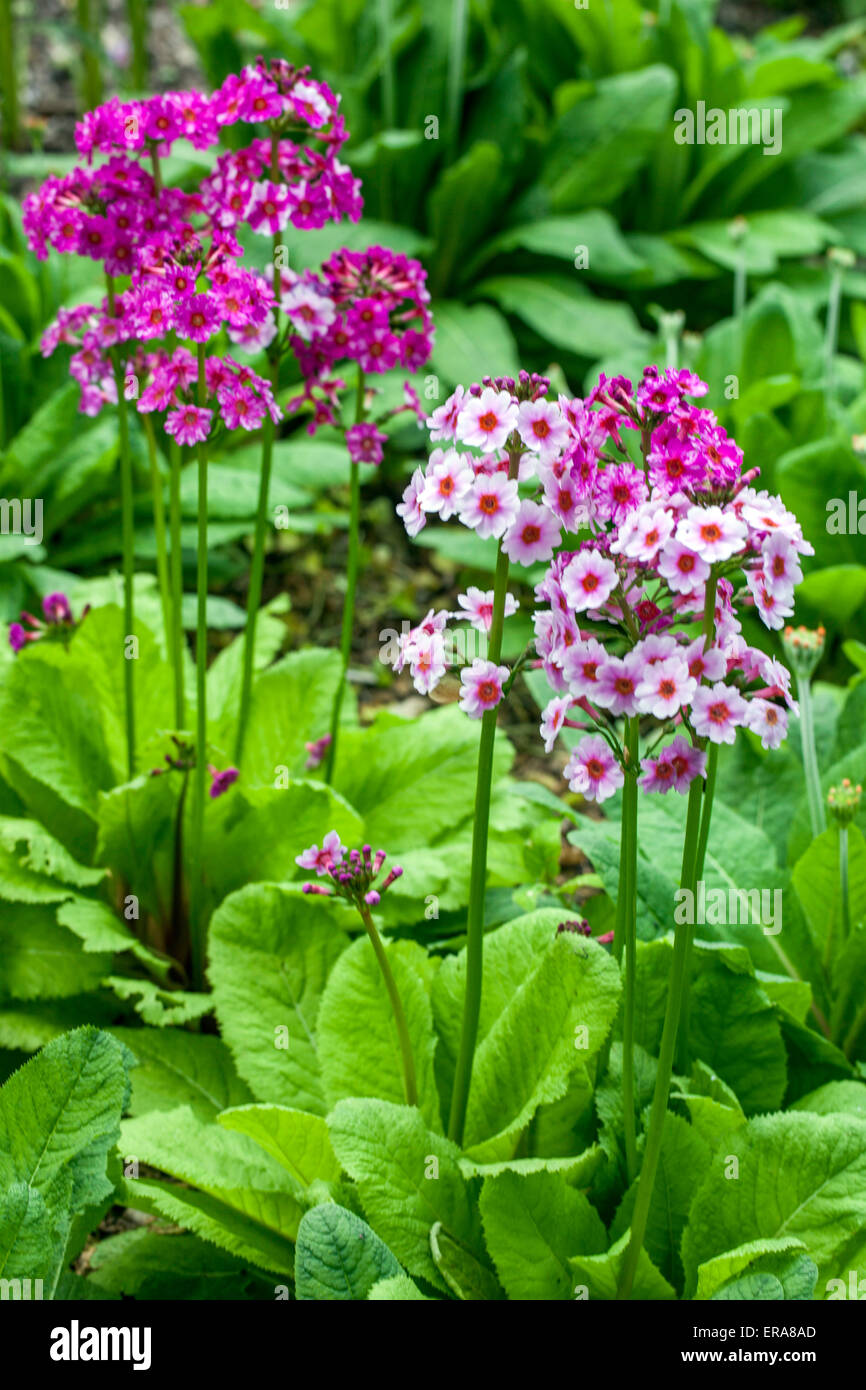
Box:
109;339;136;780
797;676;826;840
616;772;704;1300
0;0;20;152
840;825;850;942
447;455;517;1147
324;365;366;784
189;345;209;990
619;716;640;1184
76;0;102;111
168;438;185;728
142;413;172;665
359;903;417;1106
235;136;282;766
126;0;147;89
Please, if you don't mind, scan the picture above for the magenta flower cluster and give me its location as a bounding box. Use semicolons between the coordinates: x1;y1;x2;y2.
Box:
9;592;85;653
296;832;403;908
393;365;810;800
23;61;366;437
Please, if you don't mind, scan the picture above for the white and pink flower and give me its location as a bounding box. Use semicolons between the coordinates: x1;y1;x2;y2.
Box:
419;449;473;519
457;472;520;539
502;500;561;565
561;549;619;613
676;504;747;563
458;658;509;718
564;735;624;803
456;387;519;453
691;681;749;744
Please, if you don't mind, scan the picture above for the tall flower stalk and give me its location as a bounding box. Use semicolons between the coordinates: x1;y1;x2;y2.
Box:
298;835;416;1105
324;366;366;783
188;344;210;988
783;625;826;840
106;277;136;778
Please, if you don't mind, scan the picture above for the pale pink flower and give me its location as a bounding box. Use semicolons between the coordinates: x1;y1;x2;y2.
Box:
561;549;619;613
683;636;728;683
745;568;794;630
540;695;572;752
744;697;788;750
667;734;707;791
612;504;675;563
593;651;644;716
502;500;561;564
281;283;336;341
691;681;749;744
295;830;345;876
396;467;426;537
564;735;624;803
427;386;466;442
676;504;747;563
635;655;696;720
458;658;509;718
457;472;520;539
760;532;802;598
456;387;519;453
419;449;473;519
563;637;607;699
516;398;569;460
657;538;710;594
455;586;519;633
405;628;447;695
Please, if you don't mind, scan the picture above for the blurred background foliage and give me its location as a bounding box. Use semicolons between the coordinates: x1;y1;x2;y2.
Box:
0;0;865;679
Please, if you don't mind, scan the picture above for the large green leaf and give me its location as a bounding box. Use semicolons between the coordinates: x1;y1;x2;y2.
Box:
218;1104;342;1188
480;1169;606;1300
432;910;621;1159
475;274;647;360
294;1204;401;1301
317;934;441;1126
327;1097;483;1293
208;883;354;1113
112;1027;253;1120
682;1112;866;1295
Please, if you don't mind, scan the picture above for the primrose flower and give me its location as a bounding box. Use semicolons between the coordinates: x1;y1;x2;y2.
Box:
346;422;387;466
419;449;473;519
516;398;569;460
455;587;519;634
208;765;240;799
299;839;403;908
305;734;332;770
458;473;520;540
676;505;747;563
456;387;519;453
165;404;213;447
502;501;562;565
295;830;346;877
458;659;509;718
396;468;426;538
561;549;619;613
541;695;572;752
564;735;624;803
828;779;862;826
691;681;749;745
594;652;644;717
634;654;696;720
9;591;86;653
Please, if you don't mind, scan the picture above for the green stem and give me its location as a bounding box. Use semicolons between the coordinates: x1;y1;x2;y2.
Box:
189;346;209;990
797;677;825;840
0;0;20;151
168;439;185;728
616;773;704;1300
77;0;102;111
108;325;136;780
359;903;417;1106
126;0;147;89
825;265;843;401
620;716;640;1185
843;994;866;1061
447;453;518;1147
235;136;282;765
446;0;469;164
142;413;172;665
840;825;850;943
324;366;366;784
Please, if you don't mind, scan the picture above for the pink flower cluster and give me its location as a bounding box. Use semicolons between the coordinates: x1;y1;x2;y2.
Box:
393;365;810;770
283;247;434;431
9;592;86;653
296;833;403;908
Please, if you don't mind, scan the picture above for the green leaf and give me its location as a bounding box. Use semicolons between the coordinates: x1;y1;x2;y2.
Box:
791;1080;866;1118
57;897;171;979
694;1236;809;1301
429;1222;503;1300
327;1097;482;1293
569;1232;676;1302
209;883;354;1112
111;1027;253;1120
474;211;646;282
218;1105;342;1188
476;274;646;360
712;1253;819;1301
432;911;621;1159
683;1113;866;1295
0;1028;133;1289
120;1104;307;1242
611;1114;712;1291
367;1273;429;1300
317;936;441;1129
427;142;504;293
429;301;521;386
480;1169;606;1300
86;1228;273;1300
295;1204;401;1301
0;905;112;1001
542;66;678;209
